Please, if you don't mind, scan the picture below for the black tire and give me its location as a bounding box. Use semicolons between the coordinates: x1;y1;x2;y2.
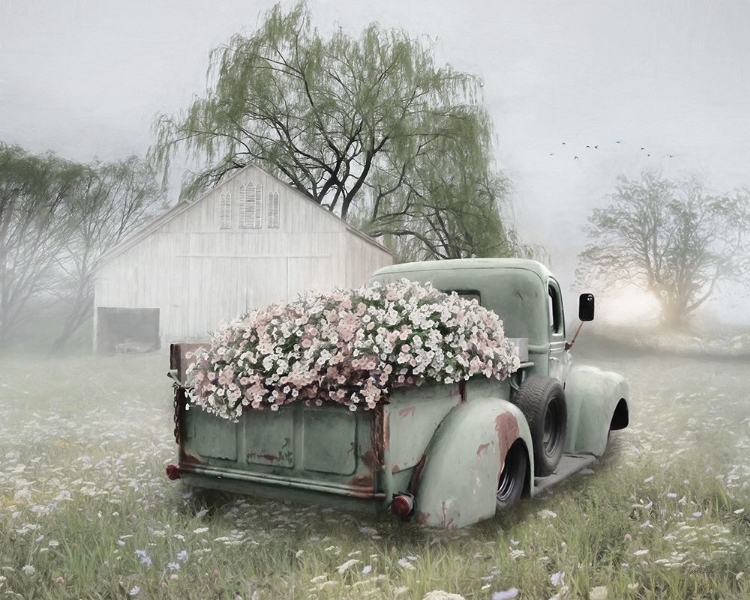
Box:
513;375;567;477
496;441;527;511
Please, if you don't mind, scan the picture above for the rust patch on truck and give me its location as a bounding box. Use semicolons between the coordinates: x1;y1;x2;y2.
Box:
397;406;415;418
382;411;390;451
476;443;490;457
178;447;204;466
415;511;431;525
350;474;374;488
495;413;521;460
408;454;427;492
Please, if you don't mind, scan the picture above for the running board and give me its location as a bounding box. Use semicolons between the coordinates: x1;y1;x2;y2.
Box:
533;453;597;495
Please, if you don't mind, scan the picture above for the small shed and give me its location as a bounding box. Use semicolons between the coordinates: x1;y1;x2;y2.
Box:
93;164;393;352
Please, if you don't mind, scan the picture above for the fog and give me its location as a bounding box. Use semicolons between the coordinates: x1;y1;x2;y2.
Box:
2;0;749;325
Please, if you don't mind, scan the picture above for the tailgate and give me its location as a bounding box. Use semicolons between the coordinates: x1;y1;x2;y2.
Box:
170;344;384;500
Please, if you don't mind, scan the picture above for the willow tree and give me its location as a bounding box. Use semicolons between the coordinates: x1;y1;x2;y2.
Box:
577;172;750;327
0;144;83;345
151;1;522;259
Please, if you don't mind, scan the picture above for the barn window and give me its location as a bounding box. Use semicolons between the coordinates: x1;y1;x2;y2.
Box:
267;190;280;228
239;182;264;229
219;192;232;229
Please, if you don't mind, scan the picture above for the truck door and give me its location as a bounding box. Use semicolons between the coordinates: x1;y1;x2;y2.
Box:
547;278;566;382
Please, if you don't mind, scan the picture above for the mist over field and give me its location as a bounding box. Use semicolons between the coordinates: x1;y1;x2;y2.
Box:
1;1;750;599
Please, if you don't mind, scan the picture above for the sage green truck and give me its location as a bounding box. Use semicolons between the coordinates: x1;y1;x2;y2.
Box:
167;258;629;528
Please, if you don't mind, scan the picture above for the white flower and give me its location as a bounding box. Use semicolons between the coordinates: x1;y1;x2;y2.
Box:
129;586;141;596
22;565;35;576
336;559;360;574
168;562;180;571
550;571;565;586
492;588;519;600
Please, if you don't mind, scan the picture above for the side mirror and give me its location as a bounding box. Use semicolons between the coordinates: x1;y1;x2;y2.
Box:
579;293;595;322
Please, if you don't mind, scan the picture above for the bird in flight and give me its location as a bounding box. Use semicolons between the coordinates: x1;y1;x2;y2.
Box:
574;156;579;160
616;140;621;144
640;147;645;150
594;145;598;149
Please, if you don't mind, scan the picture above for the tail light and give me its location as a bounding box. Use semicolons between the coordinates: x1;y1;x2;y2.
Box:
166;464;181;480
391;493;414;519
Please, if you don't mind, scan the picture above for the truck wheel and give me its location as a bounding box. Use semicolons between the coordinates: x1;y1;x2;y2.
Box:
513;375;567;477
496;441;527;511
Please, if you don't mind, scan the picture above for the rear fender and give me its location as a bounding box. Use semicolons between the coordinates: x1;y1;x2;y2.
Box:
565;365;629;456
413;397;533;529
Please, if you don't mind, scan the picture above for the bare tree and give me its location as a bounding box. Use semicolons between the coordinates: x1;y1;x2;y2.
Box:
50;157;165;352
577;172;750;327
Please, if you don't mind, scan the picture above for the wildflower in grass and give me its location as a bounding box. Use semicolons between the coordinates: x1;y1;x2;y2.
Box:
634;549;649;556
643;476;654;483
129;586;140;596
21;565;35;576
537;509;557;519
117;540;125;546
177;550;188;562
666;492;677;498
54;576;65;584
492;588;519;600
170;574;179;580
193;527;209;534
336;559;360;574
589;586;608;600
167;562;180;571
135;550;152;568
550;571;565;586
362;565;372;574
397;558;416;570
692;511;702;518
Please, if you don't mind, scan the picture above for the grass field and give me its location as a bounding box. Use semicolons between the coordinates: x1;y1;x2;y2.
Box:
0;346;748;599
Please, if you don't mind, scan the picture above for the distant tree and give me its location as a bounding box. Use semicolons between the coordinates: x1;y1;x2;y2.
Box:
577;172;750;327
50;157;165;352
151;1;525;259
0;144;83;345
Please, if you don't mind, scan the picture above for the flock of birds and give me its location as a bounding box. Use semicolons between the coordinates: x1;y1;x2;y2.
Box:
550;140;675;161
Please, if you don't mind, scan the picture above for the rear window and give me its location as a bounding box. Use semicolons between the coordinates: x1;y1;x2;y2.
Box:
444;289;482;304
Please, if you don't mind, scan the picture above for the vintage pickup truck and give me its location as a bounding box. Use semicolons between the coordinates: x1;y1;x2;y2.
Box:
167;258;629;528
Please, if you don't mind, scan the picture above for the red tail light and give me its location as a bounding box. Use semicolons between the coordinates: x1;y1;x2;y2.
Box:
166;464;181;480
391;493;414;519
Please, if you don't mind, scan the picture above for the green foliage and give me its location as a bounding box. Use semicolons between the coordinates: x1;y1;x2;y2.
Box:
51;155;166;352
0;143;85;343
151;1;524;260
0;142;165;348
577;172;750;327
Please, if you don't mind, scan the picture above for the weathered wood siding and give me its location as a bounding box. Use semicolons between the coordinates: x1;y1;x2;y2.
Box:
94;165;392;343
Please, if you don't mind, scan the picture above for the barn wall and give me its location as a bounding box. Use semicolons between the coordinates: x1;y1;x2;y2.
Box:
94;165;391;344
344;230;394;288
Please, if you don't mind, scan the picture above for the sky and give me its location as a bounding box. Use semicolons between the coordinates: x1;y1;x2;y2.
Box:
1;0;749;322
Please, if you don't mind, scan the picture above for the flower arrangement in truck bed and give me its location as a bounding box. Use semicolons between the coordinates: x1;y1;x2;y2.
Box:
186;279;520;420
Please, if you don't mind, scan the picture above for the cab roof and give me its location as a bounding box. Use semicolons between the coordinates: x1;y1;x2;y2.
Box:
372;258;554;284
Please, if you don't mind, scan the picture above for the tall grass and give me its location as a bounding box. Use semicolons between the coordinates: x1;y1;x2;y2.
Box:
0;350;748;599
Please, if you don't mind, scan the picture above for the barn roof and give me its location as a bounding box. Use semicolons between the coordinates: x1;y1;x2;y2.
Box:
95;163;392;272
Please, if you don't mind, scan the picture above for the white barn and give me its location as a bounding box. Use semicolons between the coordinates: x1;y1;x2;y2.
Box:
93;164;392;352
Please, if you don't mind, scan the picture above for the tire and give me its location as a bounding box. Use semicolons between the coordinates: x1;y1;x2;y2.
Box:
496;441;527;511
513;375;567;477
